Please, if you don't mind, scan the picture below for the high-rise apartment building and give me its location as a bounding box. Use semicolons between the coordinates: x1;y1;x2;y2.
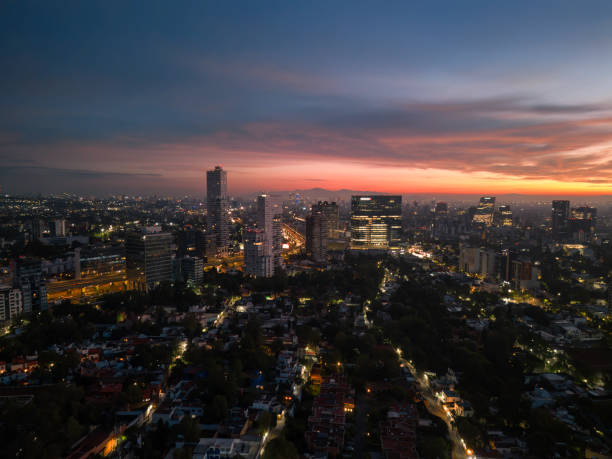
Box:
13;258;47;313
177;228;206;258
126;230;173;289
54;219;67;237
0;285;23;322
244;228;274;277
568;206;597;238
350;195;402;250
206;166;229;254
243;194;283;277
312;201;339;237
434;202;448;216
306;211;329;262
257;194;274;257
496;205;513;227
552;200;570;238
272;214;283;270
30;219;43;241
472;197;496;226
180;256;204;285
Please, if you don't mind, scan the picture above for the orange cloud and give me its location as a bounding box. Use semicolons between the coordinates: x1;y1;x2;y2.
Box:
3;99;612;195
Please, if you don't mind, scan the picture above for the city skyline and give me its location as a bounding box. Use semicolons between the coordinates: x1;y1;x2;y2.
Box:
2;4;612;457
1;2;612;196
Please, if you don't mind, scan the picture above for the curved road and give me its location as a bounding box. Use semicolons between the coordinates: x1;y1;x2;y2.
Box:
402;359;467;459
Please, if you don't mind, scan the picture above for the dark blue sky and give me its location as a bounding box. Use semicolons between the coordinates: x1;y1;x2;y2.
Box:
2;1;612;195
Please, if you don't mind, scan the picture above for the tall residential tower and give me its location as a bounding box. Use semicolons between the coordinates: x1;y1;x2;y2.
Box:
206;166;229;254
244;194;283;277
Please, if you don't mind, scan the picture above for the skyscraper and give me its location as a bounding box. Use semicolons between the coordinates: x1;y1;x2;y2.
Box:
180;256;204;285
350;195;402;250
54;219;67;237
568;206;597;238
272;213;283;270
0;285;23;322
434;202;448;216
551;200;570;238
257;194;273;257
244;228;273;277
243;194;283;277
306;210;329;262
312;201;339;237
126;229;173;289
13;258;47;313
496;205;513;227
472;197;496;226
206;166;229;254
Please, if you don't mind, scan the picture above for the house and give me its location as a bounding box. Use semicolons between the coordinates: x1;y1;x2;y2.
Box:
192;438;260;459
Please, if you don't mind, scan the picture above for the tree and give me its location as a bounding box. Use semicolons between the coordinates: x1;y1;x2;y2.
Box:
257;411;277;434
175;416;201;443
180;313;201;338
207;395;228;423
262;437;298;459
418;435;451;459
121;383;144;406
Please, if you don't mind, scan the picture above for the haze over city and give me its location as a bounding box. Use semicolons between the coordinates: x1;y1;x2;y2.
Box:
2;1;612;196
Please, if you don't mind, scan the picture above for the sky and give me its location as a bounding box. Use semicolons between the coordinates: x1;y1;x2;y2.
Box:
1;1;612;197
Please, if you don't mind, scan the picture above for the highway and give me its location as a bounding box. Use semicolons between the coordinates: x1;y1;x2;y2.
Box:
282;223;305;246
46;271;136;302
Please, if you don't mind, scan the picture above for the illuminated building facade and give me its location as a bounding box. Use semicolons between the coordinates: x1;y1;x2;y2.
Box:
350;195;402;250
472;196;496;226
496;205;513;227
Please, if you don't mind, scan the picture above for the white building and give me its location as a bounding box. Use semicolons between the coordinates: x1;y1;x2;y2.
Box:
244;194;283;277
244;229;273;277
0;285;22;322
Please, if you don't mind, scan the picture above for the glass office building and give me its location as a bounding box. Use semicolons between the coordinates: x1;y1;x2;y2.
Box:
350;195;402;250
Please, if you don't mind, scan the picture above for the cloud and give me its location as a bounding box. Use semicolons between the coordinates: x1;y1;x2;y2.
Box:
189;57;337;94
178;98;612;186
3;96;612;194
0;166;161;179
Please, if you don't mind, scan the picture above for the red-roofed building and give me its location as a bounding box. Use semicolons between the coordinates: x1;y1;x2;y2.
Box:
306;376;353;457
379;404;418;459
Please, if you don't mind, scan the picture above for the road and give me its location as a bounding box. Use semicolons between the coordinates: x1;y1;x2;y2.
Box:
142;296;235;429
402;359;467;459
379;267;470;458
282;223;305;246
257;413;286;459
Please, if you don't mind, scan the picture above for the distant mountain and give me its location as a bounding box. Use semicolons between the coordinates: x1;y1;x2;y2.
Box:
239;188;387;202
237;188;612;206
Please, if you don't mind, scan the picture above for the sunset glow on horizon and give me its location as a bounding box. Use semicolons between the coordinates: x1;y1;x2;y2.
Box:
1;2;612;196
